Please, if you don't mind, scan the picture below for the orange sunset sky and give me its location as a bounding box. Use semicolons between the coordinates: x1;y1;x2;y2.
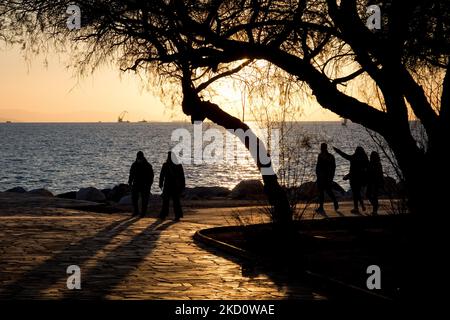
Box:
0;44;340;123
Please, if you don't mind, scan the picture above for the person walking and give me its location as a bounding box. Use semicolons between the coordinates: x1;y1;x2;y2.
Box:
128;151;154;217
315;143;339;214
159;151;185;221
333;146;369;214
367;151;384;215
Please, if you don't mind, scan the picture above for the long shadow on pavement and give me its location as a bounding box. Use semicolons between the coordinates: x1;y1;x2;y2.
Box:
63;219;177;299
0;216;140;298
193;240;325;300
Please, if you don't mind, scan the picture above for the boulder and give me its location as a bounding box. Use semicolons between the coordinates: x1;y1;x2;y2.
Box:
76;187;106;202
293;181;347;200
395;181;406;195
183;186;231;200
101;188;112;200
56;191;77;200
118;195;132;205
382;176;399;196
28;188;54;197
296;181;318;200
5;187;27;193
109;184;131;202
230;180;264;199
332;182;347;195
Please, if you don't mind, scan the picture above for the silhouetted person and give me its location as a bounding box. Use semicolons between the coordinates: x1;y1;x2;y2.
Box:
333;146;369;214
159;151;185;221
128;151;154;217
367;151;384;215
316;143;339;214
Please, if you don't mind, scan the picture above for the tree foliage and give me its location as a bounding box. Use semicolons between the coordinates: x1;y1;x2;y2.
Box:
2;0;450;214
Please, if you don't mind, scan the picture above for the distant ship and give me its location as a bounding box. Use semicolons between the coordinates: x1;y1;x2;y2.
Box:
118;111;130;123
138;119;148;123
6;121;12;123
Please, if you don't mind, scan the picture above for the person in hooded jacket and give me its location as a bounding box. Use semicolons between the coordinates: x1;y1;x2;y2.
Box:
159;151;185;221
128;151;154;217
316;143;339;214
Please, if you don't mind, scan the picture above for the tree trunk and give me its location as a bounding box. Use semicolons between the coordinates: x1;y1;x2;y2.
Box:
181;79;292;224
385;124;445;215
385;130;447;300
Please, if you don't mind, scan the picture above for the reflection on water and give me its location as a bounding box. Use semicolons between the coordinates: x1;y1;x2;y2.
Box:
0;122;400;194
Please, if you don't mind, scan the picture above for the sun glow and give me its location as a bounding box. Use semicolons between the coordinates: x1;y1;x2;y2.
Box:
0;47;339;123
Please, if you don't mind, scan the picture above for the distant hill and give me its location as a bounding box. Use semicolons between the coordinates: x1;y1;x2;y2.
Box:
0;108;119;122
0;117;16;122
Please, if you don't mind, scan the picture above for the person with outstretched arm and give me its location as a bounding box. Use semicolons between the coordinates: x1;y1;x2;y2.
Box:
333;146;369;214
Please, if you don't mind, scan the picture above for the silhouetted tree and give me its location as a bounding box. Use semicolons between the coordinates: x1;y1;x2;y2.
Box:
1;0;449;221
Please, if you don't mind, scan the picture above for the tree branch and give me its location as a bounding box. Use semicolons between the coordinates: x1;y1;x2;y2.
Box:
202;37;388;134
331;68;365;85
441;59;450;125
195;59;253;92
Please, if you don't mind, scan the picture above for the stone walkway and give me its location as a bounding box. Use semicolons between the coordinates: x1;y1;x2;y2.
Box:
0;193;392;300
0;215;325;300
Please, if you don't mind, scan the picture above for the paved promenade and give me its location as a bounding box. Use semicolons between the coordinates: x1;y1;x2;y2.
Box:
0;193;389;300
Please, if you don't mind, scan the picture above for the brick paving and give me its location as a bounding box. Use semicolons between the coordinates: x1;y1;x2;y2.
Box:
0;215;326;300
0;193;391;300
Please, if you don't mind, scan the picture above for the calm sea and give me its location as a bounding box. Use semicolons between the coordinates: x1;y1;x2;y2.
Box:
0;122;397;194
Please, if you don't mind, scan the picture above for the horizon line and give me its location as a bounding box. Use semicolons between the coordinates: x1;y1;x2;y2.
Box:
1;120;346;124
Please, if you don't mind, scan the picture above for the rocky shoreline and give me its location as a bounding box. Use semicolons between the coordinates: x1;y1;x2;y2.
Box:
3;176;404;205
